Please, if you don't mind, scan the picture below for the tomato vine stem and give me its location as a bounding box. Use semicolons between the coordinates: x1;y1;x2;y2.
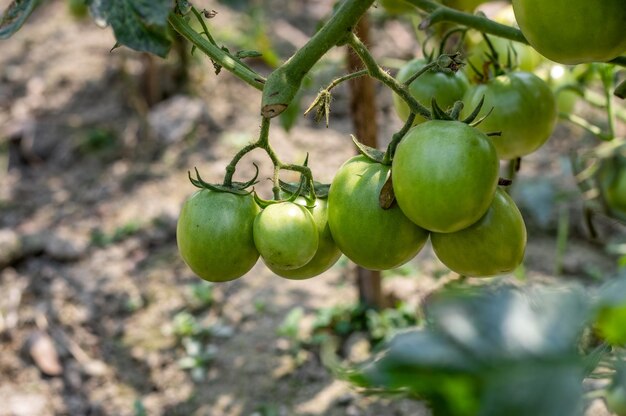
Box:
223;117;314;198
168;13;265;90
345;32;431;120
260;0;376;118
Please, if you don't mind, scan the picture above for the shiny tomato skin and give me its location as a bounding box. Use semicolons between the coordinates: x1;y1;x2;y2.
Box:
177;190;260;282
512;0;626;64
462;71;557;160
393;58;469;125
392;120;499;233
431;189;527;277
267;198;342;280
328;156;429;271
254;202;319;270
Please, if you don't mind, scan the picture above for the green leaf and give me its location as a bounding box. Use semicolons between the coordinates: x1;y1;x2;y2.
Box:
0;0;41;39
88;0;174;57
348;285;591;416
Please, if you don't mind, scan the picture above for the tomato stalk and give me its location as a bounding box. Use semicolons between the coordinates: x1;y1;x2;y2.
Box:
304;69;369;127
260;0;376;118
600;65;617;140
222;117;315;199
345;32;431;120
168;13;265;91
382;114;416;165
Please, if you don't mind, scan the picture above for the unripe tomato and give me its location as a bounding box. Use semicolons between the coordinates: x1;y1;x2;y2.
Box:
378;0;414;15
512;0;626;65
393;59;469;125
392;120;499;233
267;198;341;280
177;190;260;282
328;156;429;271
462;71;557;160
254;202;319;270
431;189;527;277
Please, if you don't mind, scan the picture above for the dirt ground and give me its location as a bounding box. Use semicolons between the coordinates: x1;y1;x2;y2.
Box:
0;1;624;415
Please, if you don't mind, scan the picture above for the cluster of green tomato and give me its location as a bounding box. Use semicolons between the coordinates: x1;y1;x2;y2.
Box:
176;111;531;284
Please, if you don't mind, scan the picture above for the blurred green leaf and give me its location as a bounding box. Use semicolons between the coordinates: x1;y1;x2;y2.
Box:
349;285;592;416
88;0;173;57
0;0;41;39
595;273;626;345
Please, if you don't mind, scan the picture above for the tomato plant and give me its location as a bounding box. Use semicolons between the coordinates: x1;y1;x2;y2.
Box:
254;201;319;270
177;190;260;282
266;198;342;280
328;155;429;270
431;189;526;277
462;71;557;160
512;0;626;65
392;120;499;233
393;58;469;125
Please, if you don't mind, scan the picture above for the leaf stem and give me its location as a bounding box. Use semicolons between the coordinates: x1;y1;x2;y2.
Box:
260;0;376;118
168;13;265;90
345;32;431;120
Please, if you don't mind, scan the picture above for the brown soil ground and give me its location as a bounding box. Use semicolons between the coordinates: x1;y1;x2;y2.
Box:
0;1;624;415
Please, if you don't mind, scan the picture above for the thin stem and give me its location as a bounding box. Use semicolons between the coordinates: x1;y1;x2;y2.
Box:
190;7;217;46
600;66;617;139
223;117;271;186
168;13;265;91
403;61;438;86
261;0;376;118
560;112;612;141
407;0;526;43
383;113;416;164
272;165;281;199
328;69;369;92
405;0;626;67
345;32;431;120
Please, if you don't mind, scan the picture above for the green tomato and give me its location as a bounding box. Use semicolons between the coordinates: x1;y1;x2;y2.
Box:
393;58;469;125
462;71;557;160
512;0;626;64
267;198;342;280
431;189;527;277
177;190;259;282
378;0;414;15
328;156;429;271
392;120;499;233
254;202;319;270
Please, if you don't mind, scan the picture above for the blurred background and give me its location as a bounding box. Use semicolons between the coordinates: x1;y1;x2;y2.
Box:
0;0;625;415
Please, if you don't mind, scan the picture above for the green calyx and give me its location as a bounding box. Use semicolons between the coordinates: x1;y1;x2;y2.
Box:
188;165;259;196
